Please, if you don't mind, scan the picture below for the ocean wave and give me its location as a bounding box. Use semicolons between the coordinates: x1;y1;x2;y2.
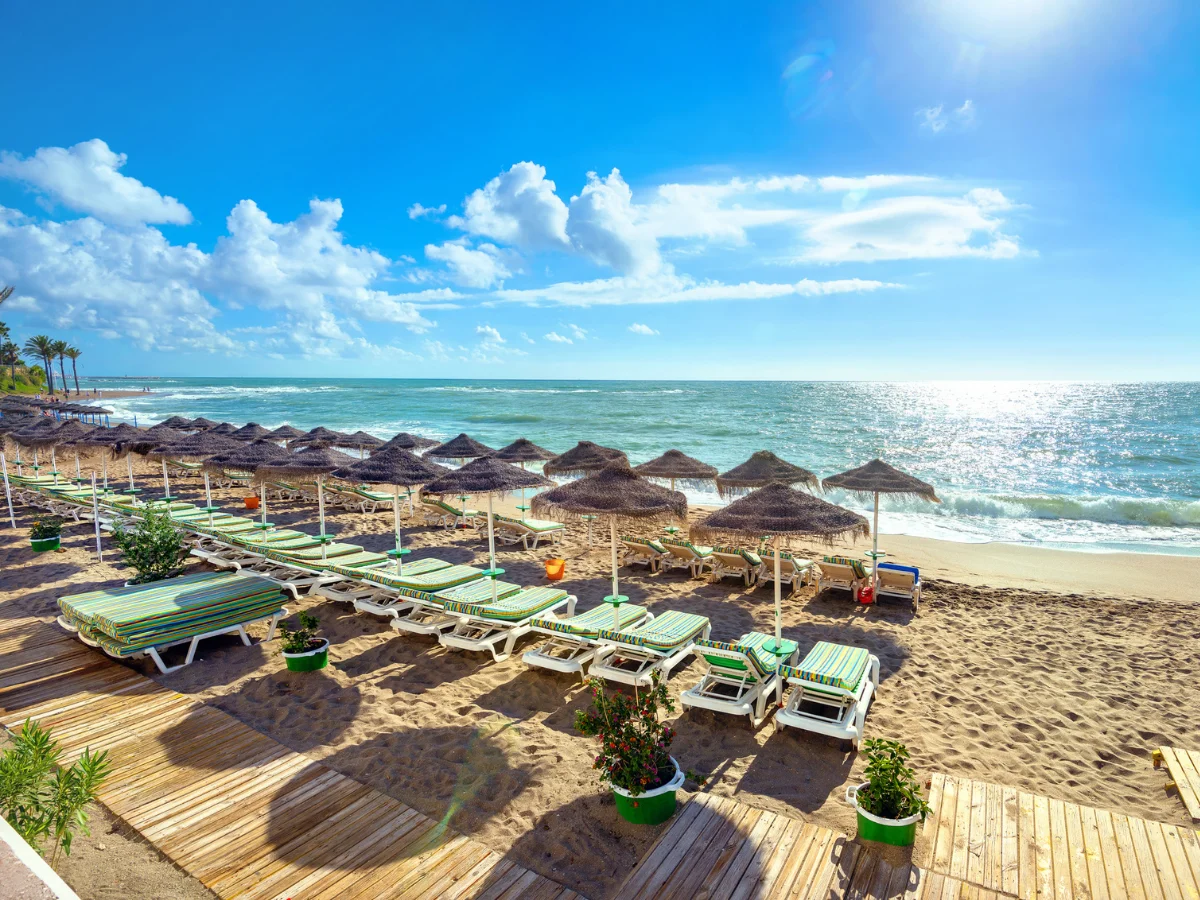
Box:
848;491;1200;528
464;413;543;424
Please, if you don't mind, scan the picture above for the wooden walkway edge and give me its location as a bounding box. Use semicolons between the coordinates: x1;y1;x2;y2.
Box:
0;619;581;900
1155;746;1200;823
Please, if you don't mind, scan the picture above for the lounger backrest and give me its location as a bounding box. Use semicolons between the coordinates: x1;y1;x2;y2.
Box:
662;539;712;559
694;638;771;679
713;546;758;567
597;609;708;651
876;563;918;589
621;536;667;554
821;556;868;579
780;641;869;694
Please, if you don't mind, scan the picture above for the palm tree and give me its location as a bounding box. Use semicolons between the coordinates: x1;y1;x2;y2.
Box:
65;346;82;395
50;340;69;396
23;335;55;394
1;341;20;389
0;285;12;306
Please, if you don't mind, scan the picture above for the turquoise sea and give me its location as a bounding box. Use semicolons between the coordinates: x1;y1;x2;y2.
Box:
77;377;1200;555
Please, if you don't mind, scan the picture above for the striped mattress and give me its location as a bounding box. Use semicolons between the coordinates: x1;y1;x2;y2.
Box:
532;602;646;638
695;632;798;678
597;610;709;654
779;641;869;693
441;586;568;622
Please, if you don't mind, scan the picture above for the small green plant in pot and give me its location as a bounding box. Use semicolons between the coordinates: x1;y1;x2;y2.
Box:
279;611;328;672
846;738;930;847
110;507;188;585
575;673;699;825
29;516;64;552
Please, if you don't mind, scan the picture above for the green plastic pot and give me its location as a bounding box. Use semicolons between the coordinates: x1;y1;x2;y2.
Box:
283;639;329;672
846;782;921;847
611;758;684;825
30;536;61;553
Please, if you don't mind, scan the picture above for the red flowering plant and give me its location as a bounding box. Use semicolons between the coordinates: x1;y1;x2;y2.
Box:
574;672;680;796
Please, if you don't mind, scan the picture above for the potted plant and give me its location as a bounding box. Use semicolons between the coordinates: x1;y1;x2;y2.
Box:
575;673;691;825
29;517;63;553
279;612;329;672
110;507;188;585
845;738;930;847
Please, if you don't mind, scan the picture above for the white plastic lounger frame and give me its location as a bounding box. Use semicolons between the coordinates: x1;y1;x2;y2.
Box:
439;594;576;662
590;622;712;688
522;610;655;677
816;561;864;595
709;550;761;586
57;608;286;675
680;642;799;728
774;653;880;747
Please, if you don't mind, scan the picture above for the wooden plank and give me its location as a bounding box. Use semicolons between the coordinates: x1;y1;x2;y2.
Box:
1160;825;1200;900
662;799;761;900
933;774;960;877
1063;796;1093;899
727;810;792;900
706;807;777;899
1033;793;1056;900
1160;747;1200;823
1093;809;1126;900
1017;791;1038;900
951;776;975;883
1001;786;1020;898
1125;813;1167;900
1141;819;1187;900
1047;798;1073;900
1078;804;1111;900
985;781;1004;892
616;794;709;897
785;826;836;900
1111;812;1151;900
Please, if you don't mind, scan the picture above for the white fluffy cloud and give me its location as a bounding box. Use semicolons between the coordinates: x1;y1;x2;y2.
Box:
0;139;192;226
817;175;936;192
475;324;504;344
567;169;663;276
424;239;511;288
918;100;975;134
447;161;569;251
407;202;446;219
544;331;573;344
628;323;659;335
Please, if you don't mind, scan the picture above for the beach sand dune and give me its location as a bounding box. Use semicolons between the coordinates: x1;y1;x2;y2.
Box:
2;460;1198;898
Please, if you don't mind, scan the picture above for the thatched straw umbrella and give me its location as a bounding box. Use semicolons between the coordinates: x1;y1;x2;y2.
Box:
376;432;438;453
190;417;218;430
22;419;96;482
256;446;357;553
715;450;818;499
694;483;869;663
332;447;449;573
290;426;348;448
424;458;555;602
633;449;719;494
491;438;556;513
159;415;195;430
75;423;141;492
230;422;272;442
208;422;239;436
533;461;687;627
267;424;305;443
9;419;63;479
543;441;627;478
341;430;384;458
202;439;292;528
822;459;939;595
148;431;243;515
116;426;187;499
426;432;494;462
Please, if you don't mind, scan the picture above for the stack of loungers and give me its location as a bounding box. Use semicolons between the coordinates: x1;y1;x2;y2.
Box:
57;571;287;674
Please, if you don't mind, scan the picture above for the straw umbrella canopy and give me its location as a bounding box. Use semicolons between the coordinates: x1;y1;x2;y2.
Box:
633;449;718;493
159;416;195;429
543;441;628;478
190;417;219;430
491;437;556;464
426;432;494;461
694;483;869;662
230;422;272;442
331;446;449;571
290;426;347;447
256;445;357;547
533;461;687;627
147;431;243;514
207;422;239;435
116;426;188;499
267;424;306;442
14;419;89;484
822;459;939;594
202;439;293;527
70;422;140;490
715;450;818;498
376;432;438;453
341;430;384;457
424;457;555;602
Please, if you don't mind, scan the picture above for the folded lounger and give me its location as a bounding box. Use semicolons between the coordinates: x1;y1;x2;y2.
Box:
680;632;799;727
313;556;455;606
816;556;869;595
438;586;575;662
522;603;652;676
56;571;287;674
757;550;815;595
420;497;480;529
266;481;303;502
492;513;566;550
774;641;880;747
590;610;712;687
710;547;763;586
874;563;921;608
620;536;667;573
351;486;398;514
660;539;714;579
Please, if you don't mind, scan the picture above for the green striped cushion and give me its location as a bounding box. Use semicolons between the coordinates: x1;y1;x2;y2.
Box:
93;600;284;655
597;610;708;653
621;536;667;554
359;564;483;593
662;539;713;557
434;579;522;609
233;532;316;549
319;551;388;570
261;543;362;564
353;487;392;501
713;546;760;565
327;556;450;580
780;642;869;693
201;520;259;535
519;518;564;532
822;556;868;579
423;498;480;516
442;586;568;621
532;603;646;638
696;633;797;678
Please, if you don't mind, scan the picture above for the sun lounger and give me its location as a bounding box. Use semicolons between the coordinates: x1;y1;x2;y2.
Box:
681;632;799;727
710;547;762;586
589;610;712;687
314;556;455;605
660;539;714;578
166;459;203;477
439;586;575;661
351;486;398;513
391;575;524;636
620;536;667;573
816;556;869;595
420;497;480;529
317;563;486;632
875;563;921;607
757;550;815;595
493;513;566;549
56;571;286;674
522;603;652;676
774;641;880;747
266;481;303;501
220;543;376;599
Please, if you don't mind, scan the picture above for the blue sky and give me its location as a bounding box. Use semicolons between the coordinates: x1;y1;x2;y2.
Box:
1;0;1197;380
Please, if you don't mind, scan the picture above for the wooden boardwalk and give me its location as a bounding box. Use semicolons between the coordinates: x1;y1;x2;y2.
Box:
0;619;581;900
1155;747;1200;823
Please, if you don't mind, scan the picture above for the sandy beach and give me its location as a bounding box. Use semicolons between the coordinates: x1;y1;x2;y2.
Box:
2;455;1198;898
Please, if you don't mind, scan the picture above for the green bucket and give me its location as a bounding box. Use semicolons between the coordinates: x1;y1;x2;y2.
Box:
847;783;921;847
30;536;61;553
612;759;684;825
283;640;329;672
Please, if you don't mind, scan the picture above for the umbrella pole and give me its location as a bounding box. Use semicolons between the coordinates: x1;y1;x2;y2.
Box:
317;474;327;558
261;481;267;526
203;471;214;526
487;494;498;603
393;484;403;574
51;447;58;484
75;451;82;481
14;446;22;477
872;491;880;595
773;535;784;705
609;518;620;628
1;452;14;529
126;453;135;492
102;455;108;490
162;459;171;499
91;473;102;560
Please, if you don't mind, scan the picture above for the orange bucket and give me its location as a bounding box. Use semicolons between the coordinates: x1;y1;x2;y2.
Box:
244;496;260;510
544;558;565;581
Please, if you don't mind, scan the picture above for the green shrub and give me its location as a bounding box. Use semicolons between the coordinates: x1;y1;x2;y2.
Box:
279;611;323;654
0;719;109;862
857;738;930;820
30;517;63;540
111;507;188;584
